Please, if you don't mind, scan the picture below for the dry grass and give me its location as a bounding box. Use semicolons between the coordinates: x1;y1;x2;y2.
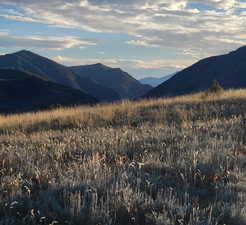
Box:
1;88;246;133
1;89;246;225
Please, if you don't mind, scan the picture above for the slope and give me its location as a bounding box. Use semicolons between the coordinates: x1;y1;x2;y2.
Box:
146;46;246;98
0;69;97;113
70;63;152;99
0;50;120;102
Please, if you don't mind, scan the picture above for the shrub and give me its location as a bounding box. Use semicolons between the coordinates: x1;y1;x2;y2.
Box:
209;80;224;94
202;80;224;99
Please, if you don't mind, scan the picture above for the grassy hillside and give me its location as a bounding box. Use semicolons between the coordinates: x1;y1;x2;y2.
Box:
0;89;246;225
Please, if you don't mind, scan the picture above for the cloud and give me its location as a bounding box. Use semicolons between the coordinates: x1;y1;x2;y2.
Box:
87;0;236;10
126;40;159;48
189;0;236;10
0;32;98;50
97;51;105;55
53;54;193;78
53;55;193;70
0;14;37;22
1;0;246;59
53;55;121;66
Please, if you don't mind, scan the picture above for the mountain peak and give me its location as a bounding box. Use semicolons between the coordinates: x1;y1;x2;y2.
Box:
93;63;110;69
14;50;34;55
77;63;111;71
12;50;41;59
94;63;104;66
70;64;152;99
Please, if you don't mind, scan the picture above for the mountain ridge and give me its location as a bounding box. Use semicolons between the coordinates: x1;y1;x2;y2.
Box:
145;46;246;98
0;50;121;102
0;69;97;113
70;64;152;99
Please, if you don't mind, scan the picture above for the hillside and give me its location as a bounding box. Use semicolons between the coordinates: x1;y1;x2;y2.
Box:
0;89;246;224
0;51;120;102
146;46;246;98
75;76;121;102
0;69;97;113
71;63;152;99
0;50;81;89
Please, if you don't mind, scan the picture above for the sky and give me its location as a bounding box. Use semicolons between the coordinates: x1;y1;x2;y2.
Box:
0;0;246;79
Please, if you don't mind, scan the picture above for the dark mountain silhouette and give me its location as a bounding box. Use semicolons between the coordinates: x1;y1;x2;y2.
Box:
0;69;97;113
139;73;175;87
75;76;121;102
145;46;246;98
0;50;120;102
0;50;80;89
70;63;152;99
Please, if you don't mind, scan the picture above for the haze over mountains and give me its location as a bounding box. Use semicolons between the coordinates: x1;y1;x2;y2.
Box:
139;73;175;87
146;46;246;98
0;50;150;102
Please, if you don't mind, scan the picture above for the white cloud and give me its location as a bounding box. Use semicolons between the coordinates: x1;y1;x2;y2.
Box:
53;55;193;70
1;0;246;59
53;55;121;66
190;0;236;10
126;40;159;48
0;32;98;50
97;51;105;55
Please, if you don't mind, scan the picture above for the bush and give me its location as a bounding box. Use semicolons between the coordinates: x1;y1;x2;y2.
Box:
202;80;224;99
209;80;224;94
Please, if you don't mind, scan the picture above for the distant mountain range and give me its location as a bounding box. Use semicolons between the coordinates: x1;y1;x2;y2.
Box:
0;50;123;102
0;50;151;102
146;46;246;98
139;73;175;87
2;45;246;113
0;69;97;113
70;64;152;99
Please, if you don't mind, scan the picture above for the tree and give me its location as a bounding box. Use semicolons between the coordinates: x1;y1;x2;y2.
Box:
202;80;224;99
208;80;224;94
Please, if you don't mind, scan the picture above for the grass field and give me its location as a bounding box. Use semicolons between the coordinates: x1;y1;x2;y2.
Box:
0;89;246;225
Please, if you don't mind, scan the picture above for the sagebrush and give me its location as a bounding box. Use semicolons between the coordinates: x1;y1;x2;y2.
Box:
0;89;246;225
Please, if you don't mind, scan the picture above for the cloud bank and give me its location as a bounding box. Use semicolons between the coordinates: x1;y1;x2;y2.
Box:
1;0;246;64
0;32;98;50
53;55;193;71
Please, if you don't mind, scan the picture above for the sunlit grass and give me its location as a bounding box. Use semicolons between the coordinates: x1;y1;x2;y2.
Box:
0;89;246;224
1;88;246;132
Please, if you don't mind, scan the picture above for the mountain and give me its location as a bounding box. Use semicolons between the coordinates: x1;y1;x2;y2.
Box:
139;73;175;87
75;76;121;102
70;63;152;99
0;69;97;113
0;50;120;102
145;46;246;98
0;50;80;89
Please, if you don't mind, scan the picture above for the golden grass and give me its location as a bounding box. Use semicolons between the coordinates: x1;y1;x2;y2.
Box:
1;89;246;224
1;88;246;132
